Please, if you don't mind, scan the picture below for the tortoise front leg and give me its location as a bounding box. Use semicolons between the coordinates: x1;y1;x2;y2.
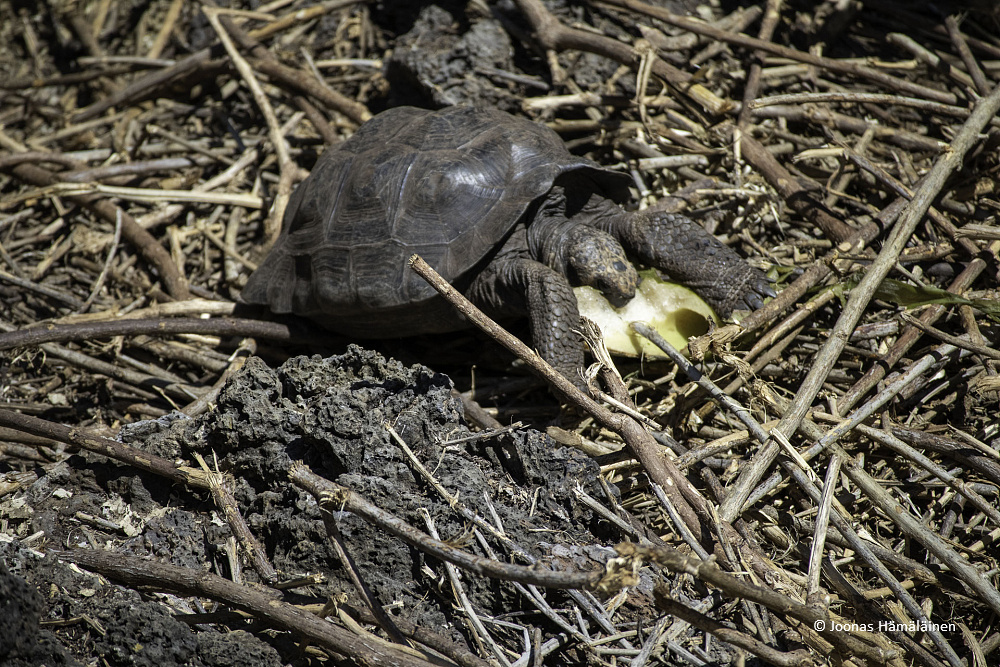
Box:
601;211;774;318
465;255;586;387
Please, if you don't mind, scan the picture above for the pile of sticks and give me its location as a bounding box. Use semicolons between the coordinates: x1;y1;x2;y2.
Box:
1;0;999;665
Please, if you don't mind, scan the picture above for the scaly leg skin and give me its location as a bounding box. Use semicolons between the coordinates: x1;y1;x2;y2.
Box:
465;255;586;388
603;211;773;318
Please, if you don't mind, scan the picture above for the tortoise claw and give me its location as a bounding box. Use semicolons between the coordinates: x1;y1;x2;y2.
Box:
733;272;775;313
741;292;766;311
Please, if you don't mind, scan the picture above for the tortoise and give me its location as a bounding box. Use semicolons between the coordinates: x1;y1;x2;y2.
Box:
241;106;772;382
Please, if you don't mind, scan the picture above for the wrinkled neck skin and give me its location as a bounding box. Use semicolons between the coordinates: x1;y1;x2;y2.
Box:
527;179;626;273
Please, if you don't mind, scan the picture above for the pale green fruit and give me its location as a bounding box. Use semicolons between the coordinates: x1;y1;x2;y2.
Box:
575;272;718;358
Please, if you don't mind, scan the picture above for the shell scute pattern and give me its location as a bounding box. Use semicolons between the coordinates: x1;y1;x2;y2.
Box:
244;106;610;322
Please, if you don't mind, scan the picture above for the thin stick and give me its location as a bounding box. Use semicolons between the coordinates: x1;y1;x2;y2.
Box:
943;15;991;97
806;454;842;605
79;208;124;312
749;91;981;119
319;505;411;649
72;49;218;123
204;8;294;247
0;267;85;309
648;482;710;560
145;124;236;165
737;0;782;129
899;313;1000;360
146;0;184;60
219;15;370;124
0;408;206;489
193;452;277;583
0;316;303;351
816;344;960;450
423;512;512;667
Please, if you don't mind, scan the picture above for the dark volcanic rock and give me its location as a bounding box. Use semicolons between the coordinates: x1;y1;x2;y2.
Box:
185;347;614;628
1;543;283;667
5;346;622;665
387;6;522;110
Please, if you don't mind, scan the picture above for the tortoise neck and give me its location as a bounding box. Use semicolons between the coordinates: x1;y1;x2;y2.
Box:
528;181;625;270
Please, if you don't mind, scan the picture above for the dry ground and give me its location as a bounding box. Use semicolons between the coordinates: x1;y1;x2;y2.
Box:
1;1;999;666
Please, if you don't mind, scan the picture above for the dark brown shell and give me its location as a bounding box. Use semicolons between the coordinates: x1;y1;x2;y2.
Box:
241;106;630;334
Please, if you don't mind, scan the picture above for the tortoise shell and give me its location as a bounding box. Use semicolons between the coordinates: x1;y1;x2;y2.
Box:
241;105;631;335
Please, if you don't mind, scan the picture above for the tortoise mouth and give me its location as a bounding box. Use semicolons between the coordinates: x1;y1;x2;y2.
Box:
604;291;632;309
568;265;636;308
